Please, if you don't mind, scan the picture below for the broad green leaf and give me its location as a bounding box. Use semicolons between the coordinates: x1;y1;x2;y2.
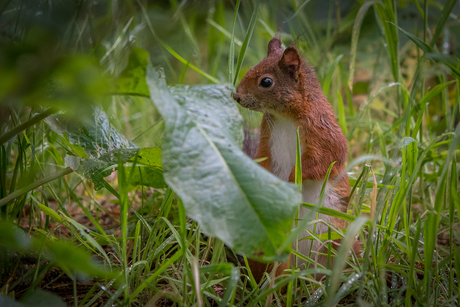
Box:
45;106;136;159
116;47;150;97
146;67;301;262
80;148;139;190
46;107;139;189
126;147;166;188
169;84;244;146
64;155;80;171
126;166;166;188
79;158;113;190
135;147;162;167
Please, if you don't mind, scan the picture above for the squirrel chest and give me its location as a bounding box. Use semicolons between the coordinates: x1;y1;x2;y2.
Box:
268;116;300;181
268;116;329;207
269;115;336;262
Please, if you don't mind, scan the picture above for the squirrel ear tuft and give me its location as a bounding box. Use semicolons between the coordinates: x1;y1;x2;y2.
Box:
267;37;283;57
279;46;302;76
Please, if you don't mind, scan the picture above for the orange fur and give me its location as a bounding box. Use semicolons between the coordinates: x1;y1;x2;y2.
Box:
254;114;272;171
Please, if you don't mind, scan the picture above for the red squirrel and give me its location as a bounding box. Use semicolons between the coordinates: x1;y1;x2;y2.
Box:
232;37;350;282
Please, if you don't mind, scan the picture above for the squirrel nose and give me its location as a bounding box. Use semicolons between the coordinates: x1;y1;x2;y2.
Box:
232;92;241;103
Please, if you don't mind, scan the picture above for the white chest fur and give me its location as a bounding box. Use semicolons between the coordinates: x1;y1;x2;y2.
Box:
268;115;331;208
268;116;337;266
269;116;299;181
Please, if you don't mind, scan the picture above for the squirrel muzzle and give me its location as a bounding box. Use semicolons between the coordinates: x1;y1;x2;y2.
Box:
232;92;241;104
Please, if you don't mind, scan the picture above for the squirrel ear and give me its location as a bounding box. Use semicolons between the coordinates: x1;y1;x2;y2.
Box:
279;46;302;76
267;37;283;57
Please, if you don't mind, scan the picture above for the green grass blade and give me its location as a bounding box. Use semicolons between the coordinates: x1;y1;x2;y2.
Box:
323;54;343;97
133;221;141;264
207;18;244;47
289;126;303;306
129;249;184;300
385;81;455;136
219;265;239;307
295;127;302;185
454;246;460;295
429;0;457;48
337;91;348;135
325;216;368;305
159;41;220;84
451;160;460;220
118;153;130;301
301;202;355;222
0;108;56;145
374;2;400;84
406;218;422;306
0;167;73;208
424;123;460;291
233;0;260;85
37;203;64;223
389;22;460;78
348;1;375;91
318;162;336;206
389;22;433;54
228;0;241;83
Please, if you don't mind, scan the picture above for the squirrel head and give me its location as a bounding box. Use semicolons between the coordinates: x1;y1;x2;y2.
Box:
233;37;310;116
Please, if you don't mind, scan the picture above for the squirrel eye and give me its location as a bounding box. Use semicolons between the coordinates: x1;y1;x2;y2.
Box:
259;77;273;88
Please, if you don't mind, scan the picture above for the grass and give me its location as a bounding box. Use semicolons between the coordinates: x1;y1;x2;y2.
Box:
0;0;460;306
